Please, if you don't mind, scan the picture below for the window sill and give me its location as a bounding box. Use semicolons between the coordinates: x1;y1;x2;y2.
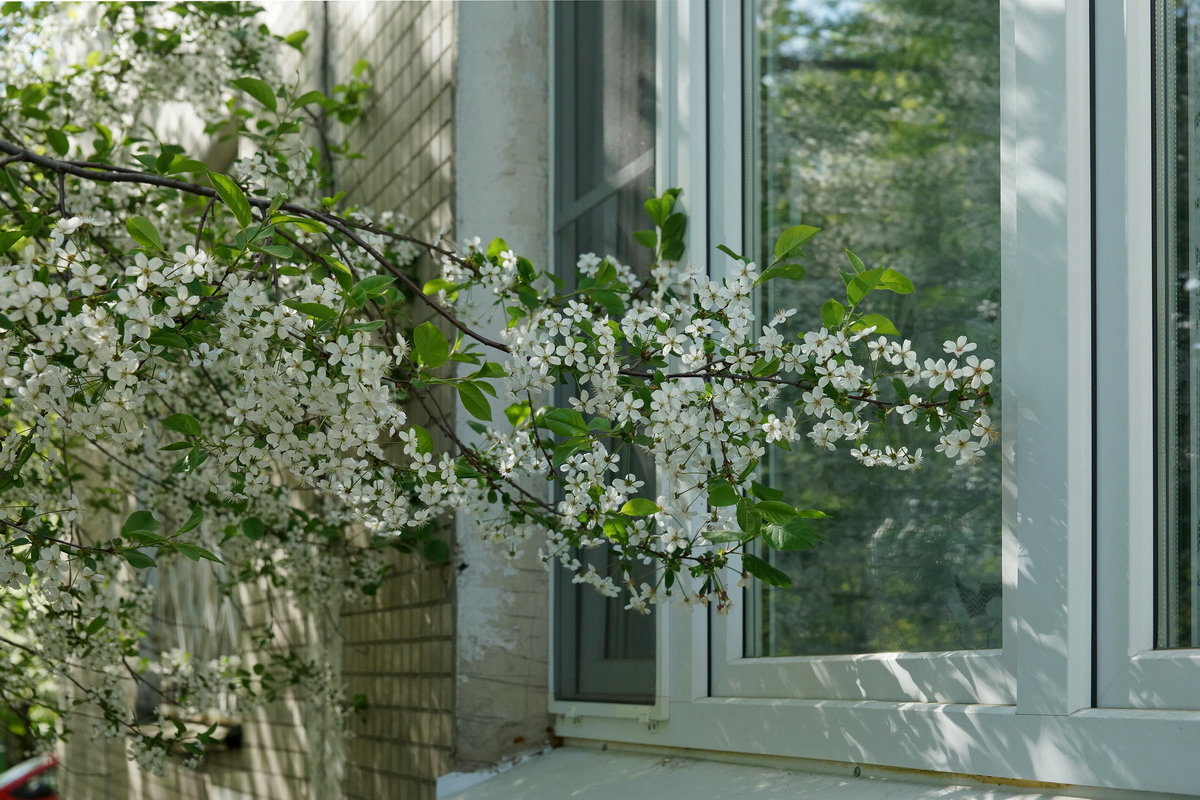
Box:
437;744;1097;800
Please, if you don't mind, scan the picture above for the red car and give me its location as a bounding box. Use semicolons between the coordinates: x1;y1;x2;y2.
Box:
0;754;57;800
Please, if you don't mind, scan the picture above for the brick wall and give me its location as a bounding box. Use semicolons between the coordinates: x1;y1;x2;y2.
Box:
60;3;460;799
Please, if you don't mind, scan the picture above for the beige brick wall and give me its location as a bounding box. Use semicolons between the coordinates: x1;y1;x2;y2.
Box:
62;4;475;798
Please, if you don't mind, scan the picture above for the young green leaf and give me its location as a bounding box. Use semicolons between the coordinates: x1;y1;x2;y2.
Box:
45;127;68;155
708;480;740;507
879;268;915;294
772;224;820;261
122;510;161;544
126;216;163;251
762;518;819;551
754;263;806;287
283;300;338;320
741;553;792;588
756;500;799;524
821;298;846;329
147;330;189;349
172;542;223;563
457;382;492;421
231;76;278;112
124;550;158;569
174;505;204;536
845;248;867;273
413;321;450;368
854;313;900;336
540;408;588;437
206;169;253;230
241;517;265;540
620;498;660;517
736;498;762;539
162;413;201;437
846;267;885;306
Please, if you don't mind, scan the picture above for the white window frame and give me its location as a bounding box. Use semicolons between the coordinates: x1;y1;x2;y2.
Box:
1094;0;1200;711
551;1;1200;794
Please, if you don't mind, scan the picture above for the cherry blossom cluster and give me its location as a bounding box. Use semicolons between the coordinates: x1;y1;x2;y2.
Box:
0;0;996;771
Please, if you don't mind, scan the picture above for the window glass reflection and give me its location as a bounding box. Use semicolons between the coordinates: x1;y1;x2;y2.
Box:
749;0;1002;656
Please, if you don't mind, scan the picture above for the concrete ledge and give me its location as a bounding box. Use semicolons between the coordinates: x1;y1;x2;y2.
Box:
437;746;1098;800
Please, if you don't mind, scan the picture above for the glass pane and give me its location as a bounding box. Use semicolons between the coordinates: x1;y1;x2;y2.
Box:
552;0;657;702
1156;0;1200;649
748;0;1002;656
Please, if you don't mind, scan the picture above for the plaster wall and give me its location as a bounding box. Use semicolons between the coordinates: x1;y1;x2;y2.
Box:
452;0;553;774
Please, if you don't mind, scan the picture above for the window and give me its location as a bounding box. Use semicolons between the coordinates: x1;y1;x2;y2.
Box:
746;0;1002;661
551;0;658;706
555;2;1200;795
1155;0;1200;651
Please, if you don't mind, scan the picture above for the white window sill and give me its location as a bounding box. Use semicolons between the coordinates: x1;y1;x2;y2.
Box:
437;745;1096;800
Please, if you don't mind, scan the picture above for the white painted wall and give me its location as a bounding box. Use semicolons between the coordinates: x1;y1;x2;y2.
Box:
452;0;552;773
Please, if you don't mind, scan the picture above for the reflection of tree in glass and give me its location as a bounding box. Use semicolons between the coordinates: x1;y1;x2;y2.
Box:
752;0;1002;656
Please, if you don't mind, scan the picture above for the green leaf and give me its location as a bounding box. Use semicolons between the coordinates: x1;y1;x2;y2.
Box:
741;553;792;588
736;498;761;539
845;248;867;273
284;30;310;50
633;229;657;249
552;439;582;469
772;224;820;261
754;263;806;287
854;313;900;336
126;216;163;251
413;321;449;368
256;244;293;259
147;330;189;349
271;214;327;234
283;300;338;319
457;382;492;421
762;517;819;551
0;231;25;255
705;530;749;544
164;157;206;175
44;127;68;155
504;400;531;427
751;481;783;501
174;505;204;536
124;550;157;569
231;76;278;112
620;498;659;516
756;500;799;524
486;238;509;260
206;170;253;230
422;538;450;563
241;517;265;540
347;320;386;332
879;268;915;294
708;481;739;508
173;542;223;563
423;277;460;295
750;358;780;378
594;261;618;285
821;298;846;329
468;362;507;380
122;509;160;540
540;408;587;437
159;441;192;452
353;275;395;298
847;268;885;306
411;424;434;454
162;413;201;437
717;243;748;263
